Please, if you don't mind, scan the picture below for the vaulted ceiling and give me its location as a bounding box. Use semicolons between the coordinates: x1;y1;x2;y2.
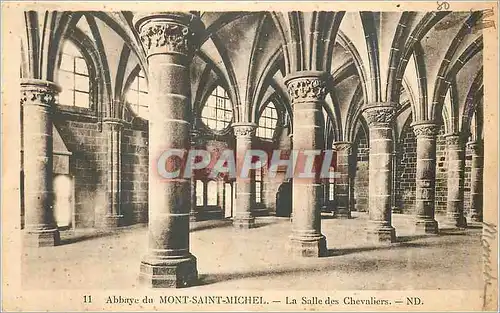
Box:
21;10;484;141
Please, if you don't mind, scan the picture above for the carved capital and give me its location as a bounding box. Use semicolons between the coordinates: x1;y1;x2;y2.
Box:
103;118;125;132
233;123;257;138
444;134;463;147
467;141;483;154
20;79;60;108
362;105;395;127
190;129;202;146
134;13;203;57
285;71;328;104
333;141;352;154
411;122;439;138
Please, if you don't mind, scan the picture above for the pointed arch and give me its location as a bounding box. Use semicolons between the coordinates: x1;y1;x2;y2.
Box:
251;47;286;123
392;11;450;103
360;11;381;103
461;69;483;136
432;35;483;122
429;11;482;121
336;31;369;105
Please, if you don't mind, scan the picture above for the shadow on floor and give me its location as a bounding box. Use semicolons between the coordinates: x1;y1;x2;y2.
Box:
326;241;428;257
464;224;483;229
191;220;233;232
191;218;285;232
196;245;433;287
58;224;148;246
397;234;435;243
59;230;118;245
320;215;360;220
253;219;284;229
437;229;469;236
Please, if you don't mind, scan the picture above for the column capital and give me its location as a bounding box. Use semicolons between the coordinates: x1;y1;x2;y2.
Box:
467;140;483;154
102;117;125;125
190;129;202;146
444;133;465;146
134;12;204;58
411;121;439;138
20;79;60;108
190;128;201;138
333;141;353;154
284;71;329;104
232;122;257;138
362;104;396;127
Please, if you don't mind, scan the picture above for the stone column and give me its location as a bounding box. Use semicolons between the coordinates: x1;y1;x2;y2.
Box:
189;129;200;222
232;122;257;229
333;141;352;219
284;71;328;257
391;151;402;214
468;140;483;222
20;79;61;247
443;134;467;228
411;122;439;234
99;118;124;228
134;12;203;288
362;105;396;243
202;180;208;209
289;133;294;221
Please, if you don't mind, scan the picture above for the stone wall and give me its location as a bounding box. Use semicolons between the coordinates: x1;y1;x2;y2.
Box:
395;120;417;214
54;115;107;228
393;122;473;216
464;144;472;214
353;130;369;212
121;125;149;225
52;113;149;228
435;125;448;214
21;108;476;228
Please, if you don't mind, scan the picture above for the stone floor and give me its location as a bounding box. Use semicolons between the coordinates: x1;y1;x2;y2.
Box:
22;212;483;290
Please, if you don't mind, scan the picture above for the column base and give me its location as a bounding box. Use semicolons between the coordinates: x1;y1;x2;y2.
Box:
392;206;403;214
469;211;482;222
97;215;123;229
366;223;396;243
24;228;60;247
288;235;327;257
233;216;255;229
336;209;351;219
413;218;439;234
189;212;199;222
443;213;467;229
139;254;198;288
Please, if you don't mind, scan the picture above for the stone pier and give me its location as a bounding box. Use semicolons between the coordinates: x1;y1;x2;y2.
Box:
443;134;467;229
467;140;483;222
285;71;328;257
333;141;353;219
100;117;124;228
232;122;257;229
21;79;61;247
362;104;396;243
411;122;439;234
134;12;203;288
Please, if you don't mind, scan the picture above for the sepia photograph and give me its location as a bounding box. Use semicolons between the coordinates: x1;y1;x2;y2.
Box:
2;1;498;311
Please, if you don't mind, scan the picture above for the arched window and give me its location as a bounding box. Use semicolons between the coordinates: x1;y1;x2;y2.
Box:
257;101;278;139
57;40;91;108
328;183;335;201
255;161;263;204
126;69;149;119
202;85;232;131
196;180;203;206
207;181;218;205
